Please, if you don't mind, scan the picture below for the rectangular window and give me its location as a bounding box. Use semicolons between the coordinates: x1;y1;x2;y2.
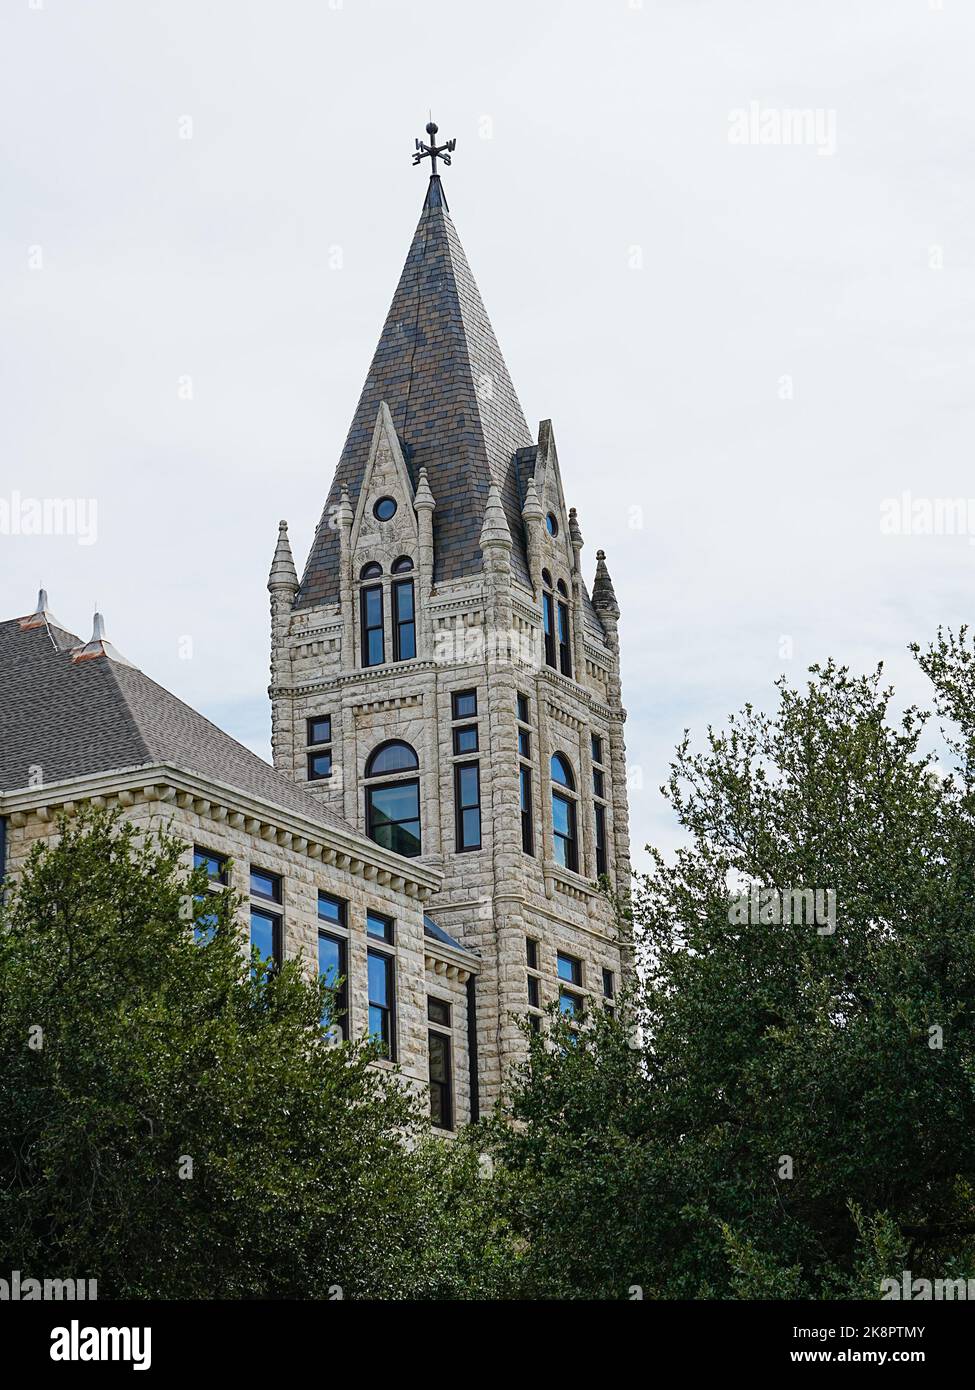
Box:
428;1030;453;1131
557;952;582;986
542;592;556;669
361;584;385;667
557;600;572;677
593;766;605;798
591;733;603;765
518;728;531;759
318;892;347;927
194;846;228;885
392;578;416;662
527;974;540;1009
452;724;479;755
366;780;421;857
595;802;608;878
451;688;477;720
529;1013;542;1035
454;761;482;852
318;931;347;1040
526;937;539;970
602;967;615;1000
250;907;281;970
517;692;530;724
552;793;578;872
307;749;333;780
520;765;534;856
308;716;332;746
428;997;451;1027
367;911;394;944
559;989;583;1020
367;949;395;1059
250;866;281;903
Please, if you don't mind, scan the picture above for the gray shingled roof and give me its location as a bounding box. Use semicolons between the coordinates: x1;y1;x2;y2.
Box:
0;615;359;837
297;175;534;608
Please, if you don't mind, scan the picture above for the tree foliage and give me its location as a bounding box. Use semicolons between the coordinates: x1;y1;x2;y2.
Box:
484;643;975;1298
0;808;509;1299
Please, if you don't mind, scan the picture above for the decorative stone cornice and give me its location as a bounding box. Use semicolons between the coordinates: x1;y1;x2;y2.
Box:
0;762;442;902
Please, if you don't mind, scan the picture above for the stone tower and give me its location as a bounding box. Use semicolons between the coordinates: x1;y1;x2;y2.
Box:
269;156;630;1113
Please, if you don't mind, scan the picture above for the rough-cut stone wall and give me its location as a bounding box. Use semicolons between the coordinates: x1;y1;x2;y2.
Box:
270;426;632;1117
3;789;476;1127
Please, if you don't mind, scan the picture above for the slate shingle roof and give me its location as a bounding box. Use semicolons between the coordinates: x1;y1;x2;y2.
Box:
0;616;359;837
297;175;535;608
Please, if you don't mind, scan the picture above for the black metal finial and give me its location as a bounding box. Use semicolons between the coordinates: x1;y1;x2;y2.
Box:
413;119;456;176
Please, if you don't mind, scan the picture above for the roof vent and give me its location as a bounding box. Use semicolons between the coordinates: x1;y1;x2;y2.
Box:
19;587;65;631
71;610;134;666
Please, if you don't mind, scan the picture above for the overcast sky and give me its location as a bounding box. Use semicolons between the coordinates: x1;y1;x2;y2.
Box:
3;0;974;867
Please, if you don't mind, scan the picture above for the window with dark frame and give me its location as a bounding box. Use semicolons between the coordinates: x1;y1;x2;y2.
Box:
306;714;333;781
318;930;348;1040
428;1028;453;1130
542;589;556;669
451;688;477;720
603;968;615;1000
526;937;539;970
308;715;332;746
551;753;579;873
595;802;608;878
520;765;534;855
194;846;228;885
557;598;572;677
250;866;281;903
367;910;394;943
454;761;482;852
364;741;421;857
528;974;540;1009
367;948;395;1058
517;692;530;723
452;724;479;755
558;952;582;986
392;577;416;662
250;906;281;972
360;583;385;667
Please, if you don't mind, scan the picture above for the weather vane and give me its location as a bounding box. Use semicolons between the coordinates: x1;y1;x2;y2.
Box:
413;120;456;176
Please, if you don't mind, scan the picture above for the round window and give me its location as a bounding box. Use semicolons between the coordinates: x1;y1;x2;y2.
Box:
546;512;559;537
374;497;397;521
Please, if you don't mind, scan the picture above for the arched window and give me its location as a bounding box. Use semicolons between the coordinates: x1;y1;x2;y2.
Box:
551;753;578;873
551;753;574;789
556;578;569;598
360;561;383;580
366;740;419;777
541;572;556;669
391;555;414;573
365;741;421;857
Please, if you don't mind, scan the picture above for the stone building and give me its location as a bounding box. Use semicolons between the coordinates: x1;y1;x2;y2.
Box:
268;151;631;1114
0;142;630;1129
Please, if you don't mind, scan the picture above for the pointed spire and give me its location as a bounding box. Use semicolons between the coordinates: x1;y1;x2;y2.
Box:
568;507;584;549
414;465;436;512
268;520;299;593
479;483;512;551
338;484;353;528
521;476;543;523
297;172;532;608
72;610;133;666
19;586;64;631
591;549;619;618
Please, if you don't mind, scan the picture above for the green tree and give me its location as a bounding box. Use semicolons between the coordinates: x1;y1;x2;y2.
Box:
0;807;510;1299
485;648;975;1298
